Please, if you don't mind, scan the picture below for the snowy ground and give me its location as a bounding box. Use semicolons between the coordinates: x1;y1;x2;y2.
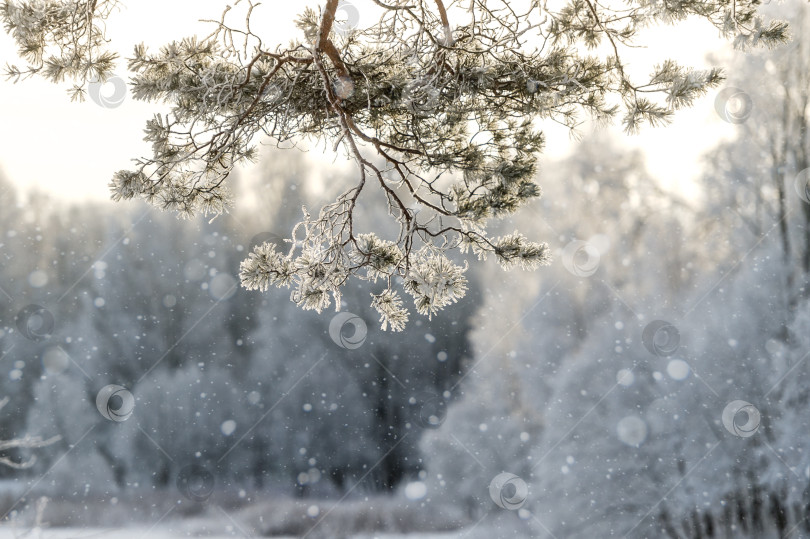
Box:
0;529;464;539
0;530;262;539
0;490;494;538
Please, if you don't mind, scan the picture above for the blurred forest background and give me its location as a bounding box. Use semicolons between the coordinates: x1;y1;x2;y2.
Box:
0;2;809;538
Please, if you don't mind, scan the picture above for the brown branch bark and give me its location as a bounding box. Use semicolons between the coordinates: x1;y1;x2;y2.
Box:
318;0;351;81
433;0;454;45
433;0;450;28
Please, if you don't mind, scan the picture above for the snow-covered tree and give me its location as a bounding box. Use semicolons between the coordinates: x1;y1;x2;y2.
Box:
420;118;810;536
0;397;58;470
1;0;789;328
419;134;691;533
701;0;810;293
11;161;478;505
234;153;479;494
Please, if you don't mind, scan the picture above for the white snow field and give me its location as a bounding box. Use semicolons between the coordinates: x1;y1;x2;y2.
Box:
0;529;467;539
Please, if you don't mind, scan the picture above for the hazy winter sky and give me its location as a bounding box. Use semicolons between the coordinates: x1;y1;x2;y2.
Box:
0;0;743;203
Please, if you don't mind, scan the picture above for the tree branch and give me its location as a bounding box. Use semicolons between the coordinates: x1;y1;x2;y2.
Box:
317;0;351;81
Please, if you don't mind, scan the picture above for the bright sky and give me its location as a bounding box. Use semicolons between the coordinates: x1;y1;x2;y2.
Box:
0;0;742;204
